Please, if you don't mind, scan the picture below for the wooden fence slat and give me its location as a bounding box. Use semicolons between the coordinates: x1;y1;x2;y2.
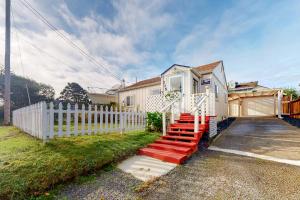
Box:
88;105;92;135
58;102;63;137
110;106;114;131
74;104;78;136
100;105;103;133
49;102;54;138
94;105;98;134
81;104;86;135
105;106;109;133
66;103;71;137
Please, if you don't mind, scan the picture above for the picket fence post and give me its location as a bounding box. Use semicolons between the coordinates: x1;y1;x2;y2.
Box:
120;107;124;134
88;105;92;135
81;104;86;135
110;106;113;131
105;106;109;133
100;105;103;133
94;105;98;134
41;102;48;141
58;103;63;137
74;104;78;136
66;103;71;137
49;102;54;139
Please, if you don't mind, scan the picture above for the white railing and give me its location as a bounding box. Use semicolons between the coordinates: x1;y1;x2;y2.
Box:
192;87;210;133
160;94;182;136
13;102;146;141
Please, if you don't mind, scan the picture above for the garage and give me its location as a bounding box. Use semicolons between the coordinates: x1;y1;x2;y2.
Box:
228;90;279;117
241;96;275;116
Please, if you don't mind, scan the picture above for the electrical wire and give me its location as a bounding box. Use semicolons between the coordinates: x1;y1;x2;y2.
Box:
19;0;123;81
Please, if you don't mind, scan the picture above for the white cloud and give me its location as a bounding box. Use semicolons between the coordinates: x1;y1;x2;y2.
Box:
0;0;174;95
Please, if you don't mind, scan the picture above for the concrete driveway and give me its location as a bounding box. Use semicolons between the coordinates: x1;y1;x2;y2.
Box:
212;117;300;160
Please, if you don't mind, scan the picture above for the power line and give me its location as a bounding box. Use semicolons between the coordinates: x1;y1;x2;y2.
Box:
18;0;123;81
11;6;31;105
11;4;25;76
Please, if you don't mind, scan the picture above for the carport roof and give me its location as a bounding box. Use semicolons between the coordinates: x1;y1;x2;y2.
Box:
228;89;279;101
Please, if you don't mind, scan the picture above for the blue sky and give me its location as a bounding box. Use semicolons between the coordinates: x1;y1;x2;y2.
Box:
0;0;299;94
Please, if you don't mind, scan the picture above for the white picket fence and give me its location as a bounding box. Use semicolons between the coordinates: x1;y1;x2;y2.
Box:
13;102;146;141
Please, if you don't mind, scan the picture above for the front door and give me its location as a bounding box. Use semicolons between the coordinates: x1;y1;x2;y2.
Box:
168;74;185;112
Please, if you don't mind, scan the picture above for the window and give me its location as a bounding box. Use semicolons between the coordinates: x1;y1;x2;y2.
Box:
150;89;160;95
215;84;219;98
126;96;134;106
193;78;198;94
169;76;182;92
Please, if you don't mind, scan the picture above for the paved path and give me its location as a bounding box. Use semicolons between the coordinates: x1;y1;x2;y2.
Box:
58;117;300;199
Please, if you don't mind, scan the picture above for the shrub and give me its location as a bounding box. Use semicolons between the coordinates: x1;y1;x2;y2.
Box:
146;112;162;132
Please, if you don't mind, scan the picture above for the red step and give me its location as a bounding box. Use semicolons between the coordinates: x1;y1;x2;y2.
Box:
162;135;198;142
139;148;187;164
155;139;197;148
137;113;209;164
169;125;205;131
148;143;192;154
167;130;201;136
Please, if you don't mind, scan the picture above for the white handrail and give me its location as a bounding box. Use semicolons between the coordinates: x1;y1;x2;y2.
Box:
193;87;210;133
161;94;182;136
192;95;207;113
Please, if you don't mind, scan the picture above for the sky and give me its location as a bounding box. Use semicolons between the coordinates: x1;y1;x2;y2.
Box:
0;0;300;95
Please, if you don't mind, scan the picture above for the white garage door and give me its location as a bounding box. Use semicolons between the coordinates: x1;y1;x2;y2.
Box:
242;96;275;117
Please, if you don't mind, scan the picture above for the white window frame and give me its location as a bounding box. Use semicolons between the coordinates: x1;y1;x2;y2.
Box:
215;84;219;98
192;78;199;94
125;95;134;107
168;74;184;93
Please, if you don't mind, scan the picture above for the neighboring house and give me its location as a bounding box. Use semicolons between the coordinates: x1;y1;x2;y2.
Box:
88;84;123;105
88;93;117;105
118;60;228;121
228;81;280;117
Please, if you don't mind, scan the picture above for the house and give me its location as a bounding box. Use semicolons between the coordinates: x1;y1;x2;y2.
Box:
118;60;228;121
228;81;280;117
88;84;123;105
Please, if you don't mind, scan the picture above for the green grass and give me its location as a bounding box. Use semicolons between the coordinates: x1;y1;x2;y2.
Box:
0;126;159;200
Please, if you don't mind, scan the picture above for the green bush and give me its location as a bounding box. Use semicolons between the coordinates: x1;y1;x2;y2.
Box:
146;112;162;132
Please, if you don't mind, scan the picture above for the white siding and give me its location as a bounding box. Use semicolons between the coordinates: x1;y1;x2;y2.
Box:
119;84;161;111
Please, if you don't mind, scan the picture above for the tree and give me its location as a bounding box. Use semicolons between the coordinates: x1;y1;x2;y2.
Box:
0;71;55;110
58;82;89;107
284;88;299;100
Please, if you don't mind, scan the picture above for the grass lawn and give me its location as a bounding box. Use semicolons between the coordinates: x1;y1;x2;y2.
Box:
0;126;159;200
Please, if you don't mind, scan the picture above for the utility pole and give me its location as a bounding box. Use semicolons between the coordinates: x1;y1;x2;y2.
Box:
4;0;11;125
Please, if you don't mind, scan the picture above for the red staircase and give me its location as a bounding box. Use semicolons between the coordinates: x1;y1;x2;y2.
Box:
139;113;209;164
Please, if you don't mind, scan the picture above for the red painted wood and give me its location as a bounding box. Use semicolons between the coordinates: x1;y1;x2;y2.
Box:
155;139;197;148
137;113;210;164
139;148;187;164
148;143;192;154
162;135;198;142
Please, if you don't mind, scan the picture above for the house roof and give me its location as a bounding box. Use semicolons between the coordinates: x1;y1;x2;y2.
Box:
193;60;222;74
119;76;161;92
161;64;191;75
119;60;222;92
